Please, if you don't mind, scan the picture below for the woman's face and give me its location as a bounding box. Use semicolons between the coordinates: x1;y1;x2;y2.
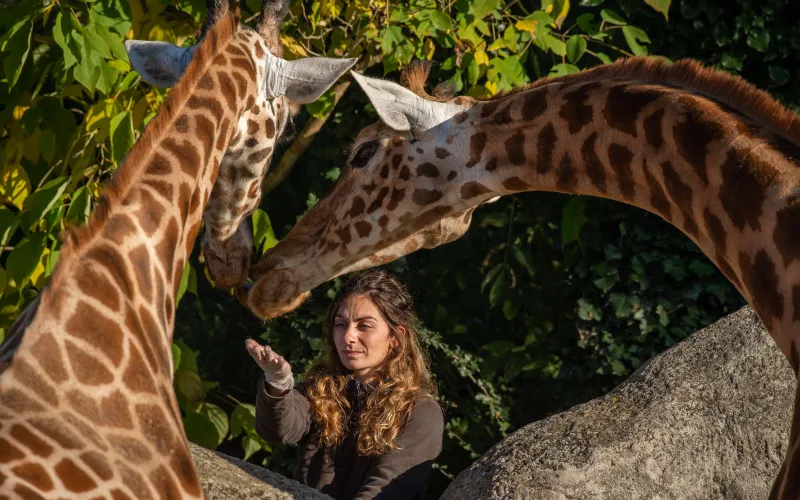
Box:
333;294;399;377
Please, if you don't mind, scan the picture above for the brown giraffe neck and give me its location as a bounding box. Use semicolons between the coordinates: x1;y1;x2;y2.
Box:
452;73;800;364
0;13;263;498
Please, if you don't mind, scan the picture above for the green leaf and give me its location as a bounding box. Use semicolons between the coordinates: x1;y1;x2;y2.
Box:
488;270;506;308
198;403;229;448
594;52;612;64
502;296;521;320
53;12;79;69
720;53;743;71
183;412;219;449
65;186;91;225
176;262;192;305
6;232;46;285
746;28;769;52
40;129;56;163
0;267;6;299
171;343;182;373
579;0;604;6
549;63;580;77
600;9;626;25
768;66;790;86
561;197;589;248
621;26;650;56
577;298;602;321
305;88;336;119
0;208;19;248
576;13;598;34
242;435;263;461
430;11;453;32
94;60;119;94
230;403;256;438
176;370;204;402
512;247;535;277
644;0;670;20
96;23;128;62
252;209;278;254
110;111;134;164
83;28;112;60
175;340;198;372
20;177;69;231
470;0;501;18
566;36;587;63
3;20;33;88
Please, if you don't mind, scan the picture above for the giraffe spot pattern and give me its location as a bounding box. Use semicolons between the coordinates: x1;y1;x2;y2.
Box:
247;120;259;135
453;112;469;124
175;114;189;134
129;245;153;305
65;302;124;366
124;307;161;377
447;171;457;181
100;390;134;429
334;226;352;245
217;73;237;111
368;187;390;214
435;148;451;159
413;189;444;206
264;118;276;139
135;190;164;235
581;132;607;193
216;118;231;151
187;96;224;124
644;109;664;149
198;73;214;90
660;161;699;238
603;85;662;137
11;358;59;406
461;182;491;200
536;123;556;174
12;462;54;491
28;332;68;384
738;249;784;324
607;143;636;200
109;435;152;464
245;137;259;148
556;155;577;192
521;91;548;121
156;218;180;283
505;130;526;166
136;404;175;456
28;418;81;450
55;458;96;492
719;149;774;231
380;164;390;178
248;147;272;164
673;102;725;185
467;132;487;168
354;221;372;238
559;82;599;134
163;138;201;177
150;465;182;500
0;437;25;463
416;163;439;178
65;340;114;385
399;166;411;181
9;425;53;458
123;342;158;394
774;197;800;266
119;462;155;500
0;388;45;414
503;177;529;191
146;153;171;176
143;180;173;204
643;163;671;219
479;101;502;118
493;104;514;124
111;488;134;500
485;158;498;172
387;188;406;211
170;447;202;497
348;197;366;218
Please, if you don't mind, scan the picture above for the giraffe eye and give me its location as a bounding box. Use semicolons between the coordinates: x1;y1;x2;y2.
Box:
350;141;380;169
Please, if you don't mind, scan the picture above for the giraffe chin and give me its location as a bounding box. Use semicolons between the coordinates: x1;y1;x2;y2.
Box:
236;268;310;319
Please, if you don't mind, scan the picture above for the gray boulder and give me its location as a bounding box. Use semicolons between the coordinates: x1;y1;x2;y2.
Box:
189;442;330;499
442;307;796;500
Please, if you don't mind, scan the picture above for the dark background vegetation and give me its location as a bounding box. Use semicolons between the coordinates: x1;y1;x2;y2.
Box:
3;0;798;496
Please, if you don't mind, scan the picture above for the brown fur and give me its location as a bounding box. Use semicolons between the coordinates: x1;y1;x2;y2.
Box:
486;57;800;141
52;12;240;288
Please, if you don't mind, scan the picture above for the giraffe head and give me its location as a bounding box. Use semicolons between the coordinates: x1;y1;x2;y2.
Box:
238;62;497;318
124;0;356;287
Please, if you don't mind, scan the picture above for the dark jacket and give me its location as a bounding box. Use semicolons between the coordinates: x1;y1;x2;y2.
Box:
255;377;444;500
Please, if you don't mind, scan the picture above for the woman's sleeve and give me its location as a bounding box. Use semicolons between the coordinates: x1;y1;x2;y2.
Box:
354;397;444;500
255;376;313;445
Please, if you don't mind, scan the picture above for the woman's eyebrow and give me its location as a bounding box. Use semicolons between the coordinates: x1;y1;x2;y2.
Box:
354;315;376;322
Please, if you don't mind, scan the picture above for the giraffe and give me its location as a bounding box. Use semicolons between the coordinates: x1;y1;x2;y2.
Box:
125;0;297;289
0;3;355;498
236;58;800;497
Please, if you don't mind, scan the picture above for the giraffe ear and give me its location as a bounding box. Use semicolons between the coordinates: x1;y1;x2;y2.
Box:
263;50;357;104
349;71;464;132
124;40;196;88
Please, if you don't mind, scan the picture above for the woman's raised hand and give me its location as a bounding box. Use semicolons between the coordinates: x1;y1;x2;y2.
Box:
245;339;294;391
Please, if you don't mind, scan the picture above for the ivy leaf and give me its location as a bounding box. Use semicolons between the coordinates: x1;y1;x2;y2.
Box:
65;185;92;225
644;0;671;20
622;26;651;56
53;13;79;69
6;232;46;285
566;36;587;63
600;9;626;25
20;177;69;231
2;20;33;88
171;343;182;373
252;209;278;254
430;11;453;32
110;111;134;164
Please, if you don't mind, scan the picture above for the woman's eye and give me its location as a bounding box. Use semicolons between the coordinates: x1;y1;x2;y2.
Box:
350;141;380;169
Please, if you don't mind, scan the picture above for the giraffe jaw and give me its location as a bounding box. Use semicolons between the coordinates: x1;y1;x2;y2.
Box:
236;268;310;319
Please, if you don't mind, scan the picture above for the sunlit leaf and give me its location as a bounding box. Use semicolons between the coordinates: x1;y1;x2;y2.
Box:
66;186;92;225
0;164;30;210
110;111;134;164
600;9;626;25
6;232;46;285
2;20;32;88
172;343;183;373
20;177;69;231
566;35;587;63
621;26;651;56
53;12;79;69
430;11;453;32
644;0;671;20
252;209;279;254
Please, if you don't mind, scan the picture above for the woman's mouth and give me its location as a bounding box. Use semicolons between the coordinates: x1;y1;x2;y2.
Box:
344;351;363;358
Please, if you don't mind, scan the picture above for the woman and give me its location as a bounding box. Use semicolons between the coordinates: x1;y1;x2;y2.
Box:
245;269;444;500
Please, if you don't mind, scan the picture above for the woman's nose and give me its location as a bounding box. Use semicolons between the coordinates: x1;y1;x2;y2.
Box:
343;326;358;344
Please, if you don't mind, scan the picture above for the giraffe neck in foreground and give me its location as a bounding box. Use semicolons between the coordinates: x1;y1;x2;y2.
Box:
457;79;800;362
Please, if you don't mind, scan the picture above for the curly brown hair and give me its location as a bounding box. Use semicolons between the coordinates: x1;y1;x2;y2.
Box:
304;269;437;456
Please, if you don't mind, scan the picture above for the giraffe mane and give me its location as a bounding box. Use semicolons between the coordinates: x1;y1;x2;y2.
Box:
52;11;240;286
487;57;800;141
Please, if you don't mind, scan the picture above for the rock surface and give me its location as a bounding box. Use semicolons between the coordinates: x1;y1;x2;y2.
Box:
442;307;796;500
189;442;330;499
